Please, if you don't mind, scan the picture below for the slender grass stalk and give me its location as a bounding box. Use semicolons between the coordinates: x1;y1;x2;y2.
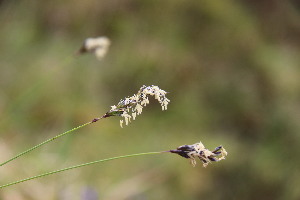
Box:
0;151;162;189
0;118;102;167
0;141;228;189
0;85;170;167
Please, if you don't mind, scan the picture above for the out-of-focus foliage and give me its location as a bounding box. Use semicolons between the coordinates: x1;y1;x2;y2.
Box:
0;0;300;199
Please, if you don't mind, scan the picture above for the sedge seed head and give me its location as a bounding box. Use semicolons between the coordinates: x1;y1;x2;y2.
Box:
170;142;228;167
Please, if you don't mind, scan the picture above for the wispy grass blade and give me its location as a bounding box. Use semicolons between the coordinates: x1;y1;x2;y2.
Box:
0;120;98;167
0;141;228;189
0;85;170;167
0;151;162;189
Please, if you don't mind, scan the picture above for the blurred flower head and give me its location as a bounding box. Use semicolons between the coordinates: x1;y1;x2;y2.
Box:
170;142;227;167
78;36;111;60
103;85;170;127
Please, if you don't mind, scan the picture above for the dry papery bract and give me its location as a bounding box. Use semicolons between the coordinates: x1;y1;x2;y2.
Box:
104;85;170;128
170;142;228;167
78;36;111;60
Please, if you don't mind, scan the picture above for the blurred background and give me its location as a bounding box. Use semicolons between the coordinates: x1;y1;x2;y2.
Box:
1;0;300;199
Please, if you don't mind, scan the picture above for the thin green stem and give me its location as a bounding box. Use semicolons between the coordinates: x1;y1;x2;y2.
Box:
0;151;162;189
0;119;100;167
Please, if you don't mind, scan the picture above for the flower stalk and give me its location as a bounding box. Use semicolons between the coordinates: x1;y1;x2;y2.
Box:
0;141;227;189
0;85;170;167
0;120;96;167
0;152;162;189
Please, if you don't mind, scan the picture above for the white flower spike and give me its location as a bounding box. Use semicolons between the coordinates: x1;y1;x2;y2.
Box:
103;85;170;127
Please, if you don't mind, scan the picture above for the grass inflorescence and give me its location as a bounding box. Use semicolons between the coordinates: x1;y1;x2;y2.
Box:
0;37;227;190
0;142;227;189
0;85;170;167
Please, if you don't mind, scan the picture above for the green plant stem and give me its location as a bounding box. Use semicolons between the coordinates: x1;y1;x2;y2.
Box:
0;120;99;167
0;151;162;189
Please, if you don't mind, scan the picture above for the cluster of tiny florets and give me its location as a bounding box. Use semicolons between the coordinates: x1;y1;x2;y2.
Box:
78;36;111;60
106;85;170;127
170;142;228;167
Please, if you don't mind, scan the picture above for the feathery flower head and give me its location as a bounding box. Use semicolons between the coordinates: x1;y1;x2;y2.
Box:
170;142;227;167
104;85;170;127
78;36;111;60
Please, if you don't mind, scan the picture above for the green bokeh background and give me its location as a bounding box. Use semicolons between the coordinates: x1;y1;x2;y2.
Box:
1;0;300;199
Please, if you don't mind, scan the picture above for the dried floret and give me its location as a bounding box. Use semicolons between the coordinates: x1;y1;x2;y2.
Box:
169;142;228;167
